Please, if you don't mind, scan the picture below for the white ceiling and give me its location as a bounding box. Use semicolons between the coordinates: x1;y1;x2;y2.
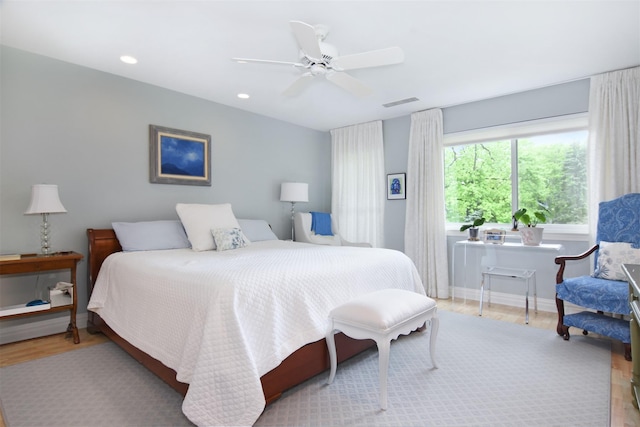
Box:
2;1;639;132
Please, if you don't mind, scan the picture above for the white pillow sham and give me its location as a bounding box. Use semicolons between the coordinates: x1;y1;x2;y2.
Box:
112;220;190;252
237;219;278;241
176;203;241;251
594;241;640;281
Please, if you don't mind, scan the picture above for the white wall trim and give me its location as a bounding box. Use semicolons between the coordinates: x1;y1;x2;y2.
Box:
0;313;88;345
451;287;586;316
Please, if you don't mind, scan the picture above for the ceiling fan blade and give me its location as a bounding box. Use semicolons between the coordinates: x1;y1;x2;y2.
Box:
282;73;315;97
333;47;404;71
232;57;304;67
289;21;323;60
326;71;372;97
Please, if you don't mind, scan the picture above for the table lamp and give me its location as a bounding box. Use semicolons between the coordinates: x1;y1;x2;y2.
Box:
25;184;67;254
280;182;308;240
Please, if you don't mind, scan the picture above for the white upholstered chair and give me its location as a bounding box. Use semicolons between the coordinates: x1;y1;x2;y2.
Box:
293;212;371;247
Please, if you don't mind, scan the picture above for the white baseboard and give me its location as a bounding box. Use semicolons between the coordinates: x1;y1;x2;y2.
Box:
451;287;584;315
0;313;88;345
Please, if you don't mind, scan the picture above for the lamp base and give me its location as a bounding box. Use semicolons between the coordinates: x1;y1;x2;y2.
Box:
289;202;296;241
40;213;52;255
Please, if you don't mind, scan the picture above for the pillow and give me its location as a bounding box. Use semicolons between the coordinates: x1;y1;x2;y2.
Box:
176;203;241;251
237;219;278;241
112;220;190;252
594;241;640;281
211;228;249;251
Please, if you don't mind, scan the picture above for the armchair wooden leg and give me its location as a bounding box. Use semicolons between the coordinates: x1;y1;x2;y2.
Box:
555;295;567;337
625;343;632;361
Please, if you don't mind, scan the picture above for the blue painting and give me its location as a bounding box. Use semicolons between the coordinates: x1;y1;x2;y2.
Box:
149;125;211;186
160;136;205;177
387;173;406;200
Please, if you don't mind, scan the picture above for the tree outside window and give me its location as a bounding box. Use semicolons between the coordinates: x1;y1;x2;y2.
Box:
444;130;588;226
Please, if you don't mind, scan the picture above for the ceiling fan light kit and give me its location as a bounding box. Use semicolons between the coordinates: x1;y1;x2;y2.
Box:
232;20;404;97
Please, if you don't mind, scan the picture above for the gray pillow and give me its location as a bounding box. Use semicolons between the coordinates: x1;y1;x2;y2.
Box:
112;220;191;251
237;219;278;242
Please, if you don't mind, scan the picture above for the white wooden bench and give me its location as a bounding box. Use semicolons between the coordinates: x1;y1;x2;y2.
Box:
325;288;438;410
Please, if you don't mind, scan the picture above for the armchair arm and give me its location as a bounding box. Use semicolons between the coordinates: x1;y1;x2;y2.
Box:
555;244;599;284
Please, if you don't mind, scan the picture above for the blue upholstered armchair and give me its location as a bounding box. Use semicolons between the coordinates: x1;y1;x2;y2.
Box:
555;193;640;361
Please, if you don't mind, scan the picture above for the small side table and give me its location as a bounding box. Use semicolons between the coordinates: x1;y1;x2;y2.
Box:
480;266;536;324
0;252;83;343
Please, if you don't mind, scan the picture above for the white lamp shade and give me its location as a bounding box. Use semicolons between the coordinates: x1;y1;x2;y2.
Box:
25;184;67;214
280;182;309;203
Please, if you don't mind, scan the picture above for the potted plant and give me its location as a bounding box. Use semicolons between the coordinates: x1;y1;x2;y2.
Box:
459;217;486;241
513;208;547;245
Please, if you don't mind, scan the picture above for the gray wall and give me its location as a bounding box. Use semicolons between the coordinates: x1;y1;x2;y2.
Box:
381;78;593;302
382;78;591;251
0;46;331;329
0;45;594;340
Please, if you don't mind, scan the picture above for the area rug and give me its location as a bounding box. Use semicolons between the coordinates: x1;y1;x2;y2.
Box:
0;311;611;426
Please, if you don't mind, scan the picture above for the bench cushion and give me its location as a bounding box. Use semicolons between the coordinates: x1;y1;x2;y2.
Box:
329;289;436;332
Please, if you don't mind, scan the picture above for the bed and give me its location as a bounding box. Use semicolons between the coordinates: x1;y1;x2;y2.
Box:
86;209;426;426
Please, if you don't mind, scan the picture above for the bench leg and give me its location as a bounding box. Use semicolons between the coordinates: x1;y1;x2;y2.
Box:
377;339;391;411
429;316;439;369
326;328;338;384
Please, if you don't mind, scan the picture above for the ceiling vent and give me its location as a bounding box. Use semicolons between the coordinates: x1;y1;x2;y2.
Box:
383;97;419;108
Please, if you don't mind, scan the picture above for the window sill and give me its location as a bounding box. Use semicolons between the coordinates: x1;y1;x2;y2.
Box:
447;226;589;242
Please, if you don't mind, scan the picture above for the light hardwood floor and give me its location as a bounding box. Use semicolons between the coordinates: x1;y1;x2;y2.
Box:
0;301;638;426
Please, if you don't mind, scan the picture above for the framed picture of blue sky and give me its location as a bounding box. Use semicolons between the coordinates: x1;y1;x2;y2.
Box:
149;125;211;186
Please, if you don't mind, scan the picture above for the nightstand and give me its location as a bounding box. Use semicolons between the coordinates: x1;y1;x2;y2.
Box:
0;252;83;343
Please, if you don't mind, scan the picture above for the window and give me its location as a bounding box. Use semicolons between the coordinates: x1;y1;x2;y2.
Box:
444;116;588;229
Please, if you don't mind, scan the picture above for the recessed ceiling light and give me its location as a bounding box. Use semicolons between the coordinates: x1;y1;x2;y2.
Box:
120;55;138;64
237;93;250;99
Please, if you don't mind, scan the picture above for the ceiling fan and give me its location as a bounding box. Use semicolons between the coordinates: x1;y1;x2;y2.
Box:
232;21;404;97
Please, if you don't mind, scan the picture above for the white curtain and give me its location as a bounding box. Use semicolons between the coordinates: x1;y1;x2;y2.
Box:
331;121;385;247
588;66;640;236
404;109;449;298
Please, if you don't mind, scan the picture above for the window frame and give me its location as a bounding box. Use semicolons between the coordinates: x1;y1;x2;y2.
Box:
443;113;589;236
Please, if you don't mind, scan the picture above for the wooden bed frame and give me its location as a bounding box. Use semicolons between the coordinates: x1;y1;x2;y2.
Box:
86;228;374;405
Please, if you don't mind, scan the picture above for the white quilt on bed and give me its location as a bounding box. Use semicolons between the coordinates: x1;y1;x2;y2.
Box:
88;240;425;426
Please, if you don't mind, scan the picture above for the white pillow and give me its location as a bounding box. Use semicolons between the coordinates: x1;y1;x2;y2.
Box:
211;227;250;251
594;241;640;281
112;220;190;251
176;203;240;251
237;219;278;241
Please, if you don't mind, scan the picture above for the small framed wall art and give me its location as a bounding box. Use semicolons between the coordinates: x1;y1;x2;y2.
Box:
387;173;406;200
483;228;507;244
149;124;211;186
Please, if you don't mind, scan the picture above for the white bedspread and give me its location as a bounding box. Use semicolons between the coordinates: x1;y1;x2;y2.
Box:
88;240;425;426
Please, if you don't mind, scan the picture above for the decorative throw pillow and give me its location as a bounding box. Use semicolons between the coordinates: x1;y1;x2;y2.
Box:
211;228;250;251
176;203;241;251
594;241;640;281
112;220;191;252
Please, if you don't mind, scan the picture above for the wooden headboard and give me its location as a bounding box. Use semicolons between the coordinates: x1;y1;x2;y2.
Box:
86;228;122;294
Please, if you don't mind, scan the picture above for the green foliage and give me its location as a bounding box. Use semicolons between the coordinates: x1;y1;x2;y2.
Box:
459;217;486;232
513;208;547;227
444;134;587;226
